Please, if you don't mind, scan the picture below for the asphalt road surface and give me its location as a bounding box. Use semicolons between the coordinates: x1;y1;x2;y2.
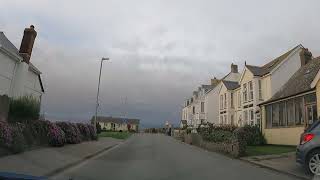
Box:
52;134;302;180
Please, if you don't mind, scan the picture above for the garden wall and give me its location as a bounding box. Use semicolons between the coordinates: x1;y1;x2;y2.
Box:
182;133;245;157
0;95;9;121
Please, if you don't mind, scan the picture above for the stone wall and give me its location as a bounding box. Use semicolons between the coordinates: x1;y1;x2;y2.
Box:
182;133;245;157
0;95;9;121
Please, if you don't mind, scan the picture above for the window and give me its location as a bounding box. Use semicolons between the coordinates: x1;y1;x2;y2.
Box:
258;80;262;100
192;106;195;114
220;115;223;124
279;102;286;126
272;104;279;126
224;115;227;124
248;81;253;101
249;109;254;125
266;105;272;128
287;100;295;126
244;110;248;124
256;113;261;127
220;95;223;110
305;93;316;104
231;115;234;125
201;102;204;113
295;97;303;125
243;84;247;102
231;92;234;108
224;93;227;109
238;91;241;107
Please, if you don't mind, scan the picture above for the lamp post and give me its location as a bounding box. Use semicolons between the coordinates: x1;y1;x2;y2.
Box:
94;57;110;126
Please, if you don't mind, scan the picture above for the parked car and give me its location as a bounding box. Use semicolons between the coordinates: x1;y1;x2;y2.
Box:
296;120;320;175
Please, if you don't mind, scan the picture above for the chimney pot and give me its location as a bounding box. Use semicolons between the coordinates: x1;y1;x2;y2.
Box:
19;25;37;64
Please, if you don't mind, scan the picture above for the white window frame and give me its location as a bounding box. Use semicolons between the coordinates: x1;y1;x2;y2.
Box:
248;81;253;101
258;80;263;100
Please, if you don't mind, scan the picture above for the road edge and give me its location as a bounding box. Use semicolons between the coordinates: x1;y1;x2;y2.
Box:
45;137;131;178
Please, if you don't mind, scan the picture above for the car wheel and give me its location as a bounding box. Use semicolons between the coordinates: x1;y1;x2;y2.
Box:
306;150;320;175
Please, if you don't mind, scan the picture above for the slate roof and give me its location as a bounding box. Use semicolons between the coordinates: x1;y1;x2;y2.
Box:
0;32;20;56
222;80;240;90
246;45;300;76
93;116;140;124
263;56;320;104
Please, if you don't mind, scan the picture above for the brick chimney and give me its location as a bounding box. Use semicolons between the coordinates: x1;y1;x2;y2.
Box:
300;48;312;66
211;77;219;86
231;63;238;73
19;25;37;64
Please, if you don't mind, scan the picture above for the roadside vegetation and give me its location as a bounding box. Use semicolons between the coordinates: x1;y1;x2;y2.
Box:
99;131;132;139
246;145;296;156
0;95;98;156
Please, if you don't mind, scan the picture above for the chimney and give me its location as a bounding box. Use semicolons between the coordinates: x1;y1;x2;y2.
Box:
300;48;312;66
211;77;219;86
231;63;238;73
19;25;37;64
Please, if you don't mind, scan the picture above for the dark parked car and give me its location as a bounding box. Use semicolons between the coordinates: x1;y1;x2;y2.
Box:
296;120;320;175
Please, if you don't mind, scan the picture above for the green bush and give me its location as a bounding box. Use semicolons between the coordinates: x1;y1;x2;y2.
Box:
202;130;233;143
241;125;266;146
10;123;27;153
28;120;51;145
96;123;102;134
8;96;40;123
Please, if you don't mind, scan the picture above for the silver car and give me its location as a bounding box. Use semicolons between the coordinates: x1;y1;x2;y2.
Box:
296;121;320;175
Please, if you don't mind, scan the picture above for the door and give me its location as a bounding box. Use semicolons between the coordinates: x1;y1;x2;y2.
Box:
306;104;317;126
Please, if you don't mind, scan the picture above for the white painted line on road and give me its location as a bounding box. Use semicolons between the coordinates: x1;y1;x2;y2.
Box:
49;137;132;180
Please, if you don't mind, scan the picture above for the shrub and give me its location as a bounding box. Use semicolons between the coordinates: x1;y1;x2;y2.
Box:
87;124;98;140
202;130;233;143
77;123;91;141
241;125;266;146
96;123;102;134
0;120;13;149
56;122;82;144
48;123;66;147
28;120;51;145
10;123;27;153
8;96;40;123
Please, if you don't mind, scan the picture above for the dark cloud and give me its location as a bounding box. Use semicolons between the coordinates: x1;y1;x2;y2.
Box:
1;0;320;127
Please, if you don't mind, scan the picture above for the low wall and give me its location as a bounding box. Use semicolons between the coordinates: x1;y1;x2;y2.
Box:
263;126;304;145
182;133;244;157
0;95;9;121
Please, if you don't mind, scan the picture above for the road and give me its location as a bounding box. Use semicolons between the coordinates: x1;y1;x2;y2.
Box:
52;134;301;180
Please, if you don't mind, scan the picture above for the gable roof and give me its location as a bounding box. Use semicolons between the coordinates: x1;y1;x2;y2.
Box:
262;56;320;104
0;32;20;56
222;80;240;90
92;116;140;124
245;45;301;77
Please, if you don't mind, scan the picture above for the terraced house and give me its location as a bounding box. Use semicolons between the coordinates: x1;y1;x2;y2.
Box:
260;54;320;145
236;45;307;127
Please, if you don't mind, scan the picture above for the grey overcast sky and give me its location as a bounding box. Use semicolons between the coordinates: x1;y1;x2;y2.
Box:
1;0;320;127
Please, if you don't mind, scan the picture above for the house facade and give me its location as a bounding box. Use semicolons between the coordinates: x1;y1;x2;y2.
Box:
260;54;320;145
181;63;240;128
237;45;306;126
94;116;140;132
0;25;44;101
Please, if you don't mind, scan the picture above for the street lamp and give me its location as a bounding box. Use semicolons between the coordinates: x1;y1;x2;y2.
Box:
94;57;110;126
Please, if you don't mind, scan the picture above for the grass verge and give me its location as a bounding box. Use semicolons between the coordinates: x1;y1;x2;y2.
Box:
246;145;296;156
98;131;132;140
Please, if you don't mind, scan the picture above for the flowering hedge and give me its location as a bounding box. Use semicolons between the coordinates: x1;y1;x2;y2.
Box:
48;123;66;147
77;123;91;141
0;120;13;149
56;122;82;144
87;124;98;140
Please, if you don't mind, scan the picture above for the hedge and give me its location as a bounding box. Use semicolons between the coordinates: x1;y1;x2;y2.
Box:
0;120;98;155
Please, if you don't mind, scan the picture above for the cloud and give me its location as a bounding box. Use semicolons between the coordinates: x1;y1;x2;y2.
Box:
1;0;320;127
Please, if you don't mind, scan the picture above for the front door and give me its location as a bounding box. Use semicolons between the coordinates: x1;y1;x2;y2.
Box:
306;104;317;126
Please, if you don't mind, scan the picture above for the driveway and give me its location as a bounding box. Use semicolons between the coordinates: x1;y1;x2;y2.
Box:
52;134;302;180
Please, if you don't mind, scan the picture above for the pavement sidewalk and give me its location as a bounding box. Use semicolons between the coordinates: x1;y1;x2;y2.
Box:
0;137;122;177
241;152;311;180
